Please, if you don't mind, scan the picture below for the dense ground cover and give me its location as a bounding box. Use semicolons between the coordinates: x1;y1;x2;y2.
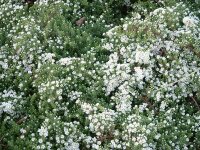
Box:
0;0;200;149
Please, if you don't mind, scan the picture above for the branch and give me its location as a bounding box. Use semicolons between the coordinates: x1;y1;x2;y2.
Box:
190;96;200;110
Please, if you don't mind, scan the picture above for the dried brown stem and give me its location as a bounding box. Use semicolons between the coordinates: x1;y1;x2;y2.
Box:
190;97;200;110
16;116;28;125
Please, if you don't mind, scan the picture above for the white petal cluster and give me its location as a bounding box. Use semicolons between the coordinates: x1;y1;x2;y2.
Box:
0;102;14;116
58;57;80;66
88;109;117;136
135;46;150;64
41;53;55;64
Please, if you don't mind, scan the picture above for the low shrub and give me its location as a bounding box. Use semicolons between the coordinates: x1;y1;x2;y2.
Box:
0;0;200;149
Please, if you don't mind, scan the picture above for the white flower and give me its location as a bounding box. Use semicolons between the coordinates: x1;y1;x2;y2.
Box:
0;61;8;69
151;8;166;16
38;0;49;5
38;126;48;137
134;13;141;19
156;92;161;101
123;23;128;31
155;133;161;140
58;57;80;66
160;101;167;111
38;138;43;144
64;127;69;135
20;128;26;134
59;57;73;66
116;100;132;113
81;102;93;114
105;26;119;38
183;16;198;28
120;35;129;43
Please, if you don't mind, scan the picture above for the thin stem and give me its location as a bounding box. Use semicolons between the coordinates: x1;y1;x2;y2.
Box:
191;96;200;110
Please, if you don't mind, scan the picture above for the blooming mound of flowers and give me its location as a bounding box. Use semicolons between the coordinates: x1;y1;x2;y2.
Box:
0;0;200;149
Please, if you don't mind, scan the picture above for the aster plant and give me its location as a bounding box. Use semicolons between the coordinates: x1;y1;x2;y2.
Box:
0;0;200;150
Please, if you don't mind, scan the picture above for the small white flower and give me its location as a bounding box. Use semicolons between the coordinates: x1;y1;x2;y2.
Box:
123;24;128;31
183;16;198;28
20;128;26;134
59;57;73;66
38;126;48;137
155;134;161;140
160;101;167;111
105;26;119;38
38;138;43;144
120;35;129;43
156;92;161;101
151;8;166;16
